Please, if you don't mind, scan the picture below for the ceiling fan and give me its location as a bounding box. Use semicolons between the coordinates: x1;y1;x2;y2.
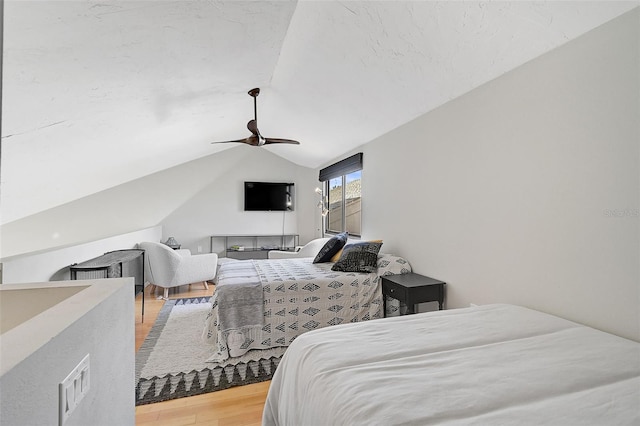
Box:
211;88;300;147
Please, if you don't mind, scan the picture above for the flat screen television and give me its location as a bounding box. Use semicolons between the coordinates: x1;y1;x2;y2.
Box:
244;181;294;211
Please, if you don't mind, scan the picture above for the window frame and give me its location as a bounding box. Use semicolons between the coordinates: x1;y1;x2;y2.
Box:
319;153;363;237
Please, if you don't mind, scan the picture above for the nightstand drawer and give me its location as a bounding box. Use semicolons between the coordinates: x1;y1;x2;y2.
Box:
382;278;408;301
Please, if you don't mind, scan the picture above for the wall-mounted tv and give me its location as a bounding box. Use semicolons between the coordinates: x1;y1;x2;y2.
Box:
244;182;294;211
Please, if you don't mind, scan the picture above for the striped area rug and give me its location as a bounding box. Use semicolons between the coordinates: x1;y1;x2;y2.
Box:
135;297;284;405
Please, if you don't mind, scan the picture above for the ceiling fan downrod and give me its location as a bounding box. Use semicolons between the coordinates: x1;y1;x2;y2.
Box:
248;87;260;123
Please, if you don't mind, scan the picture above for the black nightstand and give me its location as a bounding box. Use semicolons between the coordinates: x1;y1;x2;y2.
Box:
382;273;446;316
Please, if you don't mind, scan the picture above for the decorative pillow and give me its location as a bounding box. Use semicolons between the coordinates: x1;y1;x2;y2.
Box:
330;239;382;262
313;232;348;263
377;254;412;276
331;241;383;272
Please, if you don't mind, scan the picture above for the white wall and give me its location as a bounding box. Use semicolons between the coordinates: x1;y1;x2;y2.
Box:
0;147;317;259
342;10;639;340
160;146;319;255
1;226;161;284
1;146;318;281
0;279;135;426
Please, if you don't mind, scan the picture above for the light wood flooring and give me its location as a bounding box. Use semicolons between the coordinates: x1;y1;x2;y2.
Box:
135;284;269;426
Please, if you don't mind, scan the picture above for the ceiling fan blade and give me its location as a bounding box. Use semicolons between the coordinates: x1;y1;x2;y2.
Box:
211;138;248;144
211;135;261;146
263;138;301;145
247;119;259;136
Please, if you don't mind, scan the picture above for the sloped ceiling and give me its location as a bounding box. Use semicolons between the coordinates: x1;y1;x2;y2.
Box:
1;1;637;224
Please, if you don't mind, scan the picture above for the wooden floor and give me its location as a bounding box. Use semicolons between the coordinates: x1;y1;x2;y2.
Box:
135;284;269;426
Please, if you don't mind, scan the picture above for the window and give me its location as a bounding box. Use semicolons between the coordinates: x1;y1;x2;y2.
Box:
319;153;362;237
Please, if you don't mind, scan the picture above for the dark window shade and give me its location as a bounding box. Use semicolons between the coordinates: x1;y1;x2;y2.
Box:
319;153;363;182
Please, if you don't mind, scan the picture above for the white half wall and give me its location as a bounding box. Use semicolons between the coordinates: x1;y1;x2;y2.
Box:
0;278;135;426
1;226;161;284
348;10;639;340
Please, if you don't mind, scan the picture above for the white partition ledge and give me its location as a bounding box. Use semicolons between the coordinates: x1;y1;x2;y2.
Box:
0;278;129;377
0;278;135;426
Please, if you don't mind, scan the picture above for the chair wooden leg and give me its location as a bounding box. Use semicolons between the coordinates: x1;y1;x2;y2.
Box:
163;288;169;299
203;281;209;290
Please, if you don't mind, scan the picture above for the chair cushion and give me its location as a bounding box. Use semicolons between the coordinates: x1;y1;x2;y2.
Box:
313;232;348;263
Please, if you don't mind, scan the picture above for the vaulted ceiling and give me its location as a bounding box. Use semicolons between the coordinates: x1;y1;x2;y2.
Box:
2;1;636;224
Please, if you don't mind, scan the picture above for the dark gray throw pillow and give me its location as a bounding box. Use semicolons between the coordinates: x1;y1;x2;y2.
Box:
331;241;383;273
313;232;348;263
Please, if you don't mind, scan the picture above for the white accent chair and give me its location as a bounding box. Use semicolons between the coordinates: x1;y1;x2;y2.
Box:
138;242;218;299
267;238;331;259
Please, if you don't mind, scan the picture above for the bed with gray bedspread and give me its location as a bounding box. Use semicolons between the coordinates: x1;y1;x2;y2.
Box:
202;254;410;362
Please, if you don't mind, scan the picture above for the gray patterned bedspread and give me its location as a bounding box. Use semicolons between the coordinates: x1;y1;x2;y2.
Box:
202;254;411;362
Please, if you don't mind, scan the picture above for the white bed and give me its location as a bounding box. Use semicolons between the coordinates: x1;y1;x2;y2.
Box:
263;304;640;425
203;254;411;362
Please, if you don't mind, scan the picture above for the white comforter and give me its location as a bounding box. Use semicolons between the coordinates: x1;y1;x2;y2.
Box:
264;304;640;426
203;255;411;362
